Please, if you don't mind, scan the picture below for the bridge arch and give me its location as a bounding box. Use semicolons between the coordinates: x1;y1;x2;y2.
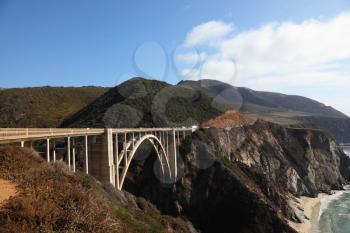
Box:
117;134;172;190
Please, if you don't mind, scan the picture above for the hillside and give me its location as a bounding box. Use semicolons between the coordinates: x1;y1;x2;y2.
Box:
179;79;350;142
1;77;349;142
0;147;195;233
61;77;350;142
62;78;225;128
0;86;108;128
179;79;346;118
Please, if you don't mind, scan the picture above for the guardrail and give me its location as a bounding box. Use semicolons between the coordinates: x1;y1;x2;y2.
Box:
0;128;105;144
0;127;197;144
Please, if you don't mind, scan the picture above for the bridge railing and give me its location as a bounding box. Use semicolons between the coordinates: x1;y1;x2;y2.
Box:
111;127;195;134
0;127;197;144
0;128;105;141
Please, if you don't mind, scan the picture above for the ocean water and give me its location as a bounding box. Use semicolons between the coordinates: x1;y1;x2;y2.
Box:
316;188;350;233
314;145;350;233
343;146;350;156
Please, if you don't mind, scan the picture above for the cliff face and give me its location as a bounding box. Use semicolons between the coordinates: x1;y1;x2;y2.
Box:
125;120;350;233
201;120;347;196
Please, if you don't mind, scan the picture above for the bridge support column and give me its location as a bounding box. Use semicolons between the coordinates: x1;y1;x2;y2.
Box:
46;138;50;162
67;137;71;170
20;141;24;148
107;129;115;187
72;138;76;172
53;139;56;162
85;135;89;174
88;130;113;185
168;129;178;183
115;133;120;190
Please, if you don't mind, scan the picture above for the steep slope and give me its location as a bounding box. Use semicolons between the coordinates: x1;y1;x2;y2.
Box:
200;110;253;128
295;116;350;143
124;119;350;233
179;79;350;142
0;86;108;127
0;179;17;208
179;79;346;118
0;147;196;233
62;78;226;128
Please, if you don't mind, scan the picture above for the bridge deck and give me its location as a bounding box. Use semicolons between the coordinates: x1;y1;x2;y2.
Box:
0;127;194;144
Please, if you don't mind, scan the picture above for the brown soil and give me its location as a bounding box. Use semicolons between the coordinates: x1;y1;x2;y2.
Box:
0;179;17;207
200;110;254;128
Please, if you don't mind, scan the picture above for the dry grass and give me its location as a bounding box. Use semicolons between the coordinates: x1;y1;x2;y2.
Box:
0;146;123;233
0;147;193;233
0;179;17;208
200;110;254;128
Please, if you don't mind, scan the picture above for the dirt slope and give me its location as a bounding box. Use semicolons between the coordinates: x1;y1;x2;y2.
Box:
0;179;17;207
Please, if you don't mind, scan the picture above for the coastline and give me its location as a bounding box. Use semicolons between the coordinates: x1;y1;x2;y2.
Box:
289;194;326;233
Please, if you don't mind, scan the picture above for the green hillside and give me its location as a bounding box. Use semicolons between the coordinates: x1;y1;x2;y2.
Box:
62;78;225;128
179;79;350;142
0;86;108;128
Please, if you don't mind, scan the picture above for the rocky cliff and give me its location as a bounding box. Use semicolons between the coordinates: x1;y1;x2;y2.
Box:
123;120;350;233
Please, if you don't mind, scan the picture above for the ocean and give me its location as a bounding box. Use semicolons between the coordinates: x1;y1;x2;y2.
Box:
342;145;350;156
314;145;350;233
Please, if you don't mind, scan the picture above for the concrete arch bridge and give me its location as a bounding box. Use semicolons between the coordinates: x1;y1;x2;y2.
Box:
0;127;195;190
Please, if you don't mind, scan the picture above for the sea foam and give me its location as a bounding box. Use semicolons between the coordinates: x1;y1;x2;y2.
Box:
318;187;350;220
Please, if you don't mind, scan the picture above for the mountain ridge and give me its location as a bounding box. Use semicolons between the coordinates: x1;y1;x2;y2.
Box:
61;77;350;142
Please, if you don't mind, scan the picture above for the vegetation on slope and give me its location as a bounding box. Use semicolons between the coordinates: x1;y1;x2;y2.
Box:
0;147;193;233
62;77;225;128
179;79;350;142
179;79;347;118
200;110;253;128
0;86;108;127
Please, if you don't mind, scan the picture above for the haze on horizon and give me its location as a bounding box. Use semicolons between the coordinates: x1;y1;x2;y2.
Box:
0;0;350;115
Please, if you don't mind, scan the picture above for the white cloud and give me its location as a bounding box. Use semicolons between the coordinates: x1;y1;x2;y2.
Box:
184;21;234;47
182;58;237;83
176;52;207;63
178;12;350;115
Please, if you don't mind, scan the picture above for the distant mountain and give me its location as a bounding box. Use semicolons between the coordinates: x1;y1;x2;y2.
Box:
62;78;350;142
0;86;108;127
179;79;350;142
179;79;347;118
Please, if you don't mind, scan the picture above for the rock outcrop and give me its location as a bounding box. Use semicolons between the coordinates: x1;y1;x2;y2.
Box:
124;120;350;233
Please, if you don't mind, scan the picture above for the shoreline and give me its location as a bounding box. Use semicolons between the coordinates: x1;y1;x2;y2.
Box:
289;193;326;233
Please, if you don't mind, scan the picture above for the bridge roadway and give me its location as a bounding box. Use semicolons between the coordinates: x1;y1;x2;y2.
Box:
0;127;195;190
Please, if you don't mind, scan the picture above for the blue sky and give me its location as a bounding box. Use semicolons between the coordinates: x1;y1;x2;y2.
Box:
1;0;350;114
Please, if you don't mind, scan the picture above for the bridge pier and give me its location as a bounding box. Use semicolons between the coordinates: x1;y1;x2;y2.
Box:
67;137;71;170
169;129;178;182
72;138;76;172
53;139;56;162
46;138;50;162
85;135;89;174
88;133;111;184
